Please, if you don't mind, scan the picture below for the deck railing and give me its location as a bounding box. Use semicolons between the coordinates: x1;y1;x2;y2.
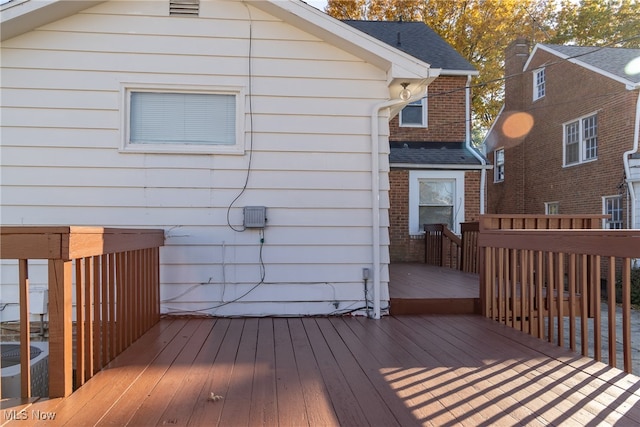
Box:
0;226;164;399
478;228;640;374
423;222;479;273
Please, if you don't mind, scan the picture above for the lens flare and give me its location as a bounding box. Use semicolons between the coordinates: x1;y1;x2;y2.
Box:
625;56;640;76
502;112;534;139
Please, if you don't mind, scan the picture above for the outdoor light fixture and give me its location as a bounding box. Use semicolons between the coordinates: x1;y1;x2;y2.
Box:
399;82;411;100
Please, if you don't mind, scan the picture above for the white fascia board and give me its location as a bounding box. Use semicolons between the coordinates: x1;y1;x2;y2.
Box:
1;0;105;41
391;163;492;170
526;43;638;90
249;0;434;83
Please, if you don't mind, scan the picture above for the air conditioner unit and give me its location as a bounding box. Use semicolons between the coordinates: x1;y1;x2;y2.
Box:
1;342;49;398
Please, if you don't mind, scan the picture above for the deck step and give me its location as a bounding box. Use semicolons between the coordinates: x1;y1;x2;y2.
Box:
390;297;481;315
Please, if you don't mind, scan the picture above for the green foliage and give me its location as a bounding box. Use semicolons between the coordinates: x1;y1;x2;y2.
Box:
551;0;640;48
325;0;640;135
616;267;640;307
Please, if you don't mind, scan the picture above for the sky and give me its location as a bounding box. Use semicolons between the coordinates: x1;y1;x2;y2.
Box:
306;0;328;11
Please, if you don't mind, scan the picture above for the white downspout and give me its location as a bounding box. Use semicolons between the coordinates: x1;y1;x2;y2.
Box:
465;75;487;214
370;89;425;319
622;85;640;229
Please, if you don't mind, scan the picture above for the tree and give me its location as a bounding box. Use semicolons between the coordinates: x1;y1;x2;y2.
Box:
551;0;640;48
325;0;558;138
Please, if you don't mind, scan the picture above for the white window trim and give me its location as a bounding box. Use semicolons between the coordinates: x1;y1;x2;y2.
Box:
533;68;545;101
409;170;465;235
120;83;245;154
602;195;623;229
545;201;559;215
399;96;428;128
563;111;598;167
494;148;505;183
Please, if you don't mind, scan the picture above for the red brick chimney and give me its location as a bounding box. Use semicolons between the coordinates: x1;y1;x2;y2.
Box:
504;38;530;111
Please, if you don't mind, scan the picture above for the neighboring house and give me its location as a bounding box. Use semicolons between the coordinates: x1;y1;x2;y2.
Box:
343;20;486;263
485;38;640;229
0;0;440;319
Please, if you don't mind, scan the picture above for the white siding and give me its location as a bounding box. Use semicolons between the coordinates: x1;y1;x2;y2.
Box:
0;0;391;317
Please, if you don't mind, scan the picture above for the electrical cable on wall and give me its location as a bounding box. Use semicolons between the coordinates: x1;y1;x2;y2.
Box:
226;4;255;233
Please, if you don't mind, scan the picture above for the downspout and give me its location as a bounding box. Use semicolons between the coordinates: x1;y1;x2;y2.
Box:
465;75;487;214
622;84;640;229
370;87;426;319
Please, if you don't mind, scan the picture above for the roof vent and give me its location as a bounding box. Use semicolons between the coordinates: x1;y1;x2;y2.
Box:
170;0;199;16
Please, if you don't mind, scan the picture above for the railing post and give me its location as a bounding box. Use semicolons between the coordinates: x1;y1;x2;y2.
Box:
48;259;74;397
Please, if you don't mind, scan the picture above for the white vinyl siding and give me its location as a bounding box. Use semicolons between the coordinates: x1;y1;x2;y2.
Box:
0;0;393;317
564;113;598;166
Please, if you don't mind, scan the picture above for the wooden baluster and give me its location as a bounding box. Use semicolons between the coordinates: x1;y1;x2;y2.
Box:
48;259;73;398
19;259;31;398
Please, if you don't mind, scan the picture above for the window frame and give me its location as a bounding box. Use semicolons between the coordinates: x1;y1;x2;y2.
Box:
545;201;559;215
409;170;465;235
399;94;428;128
494;148;505;183
563;112;598;166
603;195;623;229
120;83;245;154
533;68;545;101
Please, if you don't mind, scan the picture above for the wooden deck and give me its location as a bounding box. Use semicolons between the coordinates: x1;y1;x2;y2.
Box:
389;263;481;315
3;315;639;426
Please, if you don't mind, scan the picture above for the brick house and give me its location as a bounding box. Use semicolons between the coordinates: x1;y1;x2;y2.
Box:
485;38;640;229
344;20;487;262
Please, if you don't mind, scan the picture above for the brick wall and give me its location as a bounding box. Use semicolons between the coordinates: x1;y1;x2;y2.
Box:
389;169;482;262
486;44;636;225
389;76;468;142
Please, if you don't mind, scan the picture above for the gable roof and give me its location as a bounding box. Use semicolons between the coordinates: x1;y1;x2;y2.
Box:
342;20;478;76
1;0;438;86
526;44;640;88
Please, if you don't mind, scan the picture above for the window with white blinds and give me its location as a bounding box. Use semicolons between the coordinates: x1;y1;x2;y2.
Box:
130;92;235;145
122;85;244;154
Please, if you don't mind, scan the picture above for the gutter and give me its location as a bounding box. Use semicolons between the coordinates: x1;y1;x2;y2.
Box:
370;84;427;320
622;84;640;228
465;75;487;214
389;163;491;170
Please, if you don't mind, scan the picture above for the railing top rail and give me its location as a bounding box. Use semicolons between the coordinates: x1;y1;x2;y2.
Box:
479;229;640;258
0;226;165;260
479;214;608;231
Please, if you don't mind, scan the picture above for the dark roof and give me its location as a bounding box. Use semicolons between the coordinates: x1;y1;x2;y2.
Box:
389;142;485;166
541;44;640;84
343;20;477;74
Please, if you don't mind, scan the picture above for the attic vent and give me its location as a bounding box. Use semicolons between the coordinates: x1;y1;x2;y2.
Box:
170;0;199;16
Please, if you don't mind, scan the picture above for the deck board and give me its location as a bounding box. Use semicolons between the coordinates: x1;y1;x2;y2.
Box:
389;264;480;314
3;315;639;427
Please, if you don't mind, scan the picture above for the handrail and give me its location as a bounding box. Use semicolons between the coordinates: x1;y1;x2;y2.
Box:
423;223;479;273
0;226;164;398
479;228;640;374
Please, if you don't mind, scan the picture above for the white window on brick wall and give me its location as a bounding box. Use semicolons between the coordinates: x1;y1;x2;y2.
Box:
121;84;244;154
533;68;545;101
409;170;465;235
399;92;427;127
563;113;598;166
494;148;505;182
545;201;559;214
603;195;623;229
